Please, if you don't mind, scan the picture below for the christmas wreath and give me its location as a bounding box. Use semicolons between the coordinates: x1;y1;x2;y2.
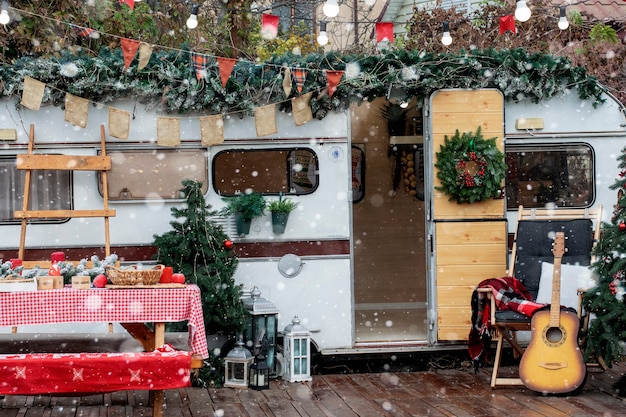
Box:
435;127;507;204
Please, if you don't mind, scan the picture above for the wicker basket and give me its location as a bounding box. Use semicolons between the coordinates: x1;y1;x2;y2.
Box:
106;265;162;286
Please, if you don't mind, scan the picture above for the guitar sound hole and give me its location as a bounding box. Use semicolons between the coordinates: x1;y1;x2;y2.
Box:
545;327;563;343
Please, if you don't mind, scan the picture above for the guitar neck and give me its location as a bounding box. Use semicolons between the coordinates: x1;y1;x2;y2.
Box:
550;257;562;327
550;232;565;328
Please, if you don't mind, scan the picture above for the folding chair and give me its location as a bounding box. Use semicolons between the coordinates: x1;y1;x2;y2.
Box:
482;205;602;388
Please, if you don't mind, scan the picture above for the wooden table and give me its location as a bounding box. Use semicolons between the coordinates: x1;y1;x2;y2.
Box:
0;284;208;417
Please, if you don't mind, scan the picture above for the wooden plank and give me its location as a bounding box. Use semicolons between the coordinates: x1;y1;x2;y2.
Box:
437;286;475;306
14;209;116;219
436;221;507;245
431;114;503;134
436;245;505;266
16;154;111;171
436;264;505;285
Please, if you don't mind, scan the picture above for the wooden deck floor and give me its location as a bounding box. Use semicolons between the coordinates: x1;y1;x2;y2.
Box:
1;362;624;416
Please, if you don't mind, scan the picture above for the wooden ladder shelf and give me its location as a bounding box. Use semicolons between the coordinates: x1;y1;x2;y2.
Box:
15;124;116;259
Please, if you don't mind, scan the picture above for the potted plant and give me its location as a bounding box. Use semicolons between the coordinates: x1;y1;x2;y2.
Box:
267;194;299;234
221;192;267;236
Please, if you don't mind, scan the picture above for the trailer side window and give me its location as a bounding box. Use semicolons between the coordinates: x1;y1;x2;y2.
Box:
0;157;72;224
505;144;594;209
100;150;208;200
213;148;318;196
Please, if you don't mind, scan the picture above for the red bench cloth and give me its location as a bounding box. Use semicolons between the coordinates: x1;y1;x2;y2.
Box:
0;350;191;394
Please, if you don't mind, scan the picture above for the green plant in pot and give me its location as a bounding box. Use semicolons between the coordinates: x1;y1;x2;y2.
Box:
268;194;299;234
221;192;267;236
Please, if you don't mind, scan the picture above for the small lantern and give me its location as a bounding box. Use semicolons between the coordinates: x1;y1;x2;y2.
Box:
249;354;270;390
283;316;312;382
242;287;279;378
223;340;254;388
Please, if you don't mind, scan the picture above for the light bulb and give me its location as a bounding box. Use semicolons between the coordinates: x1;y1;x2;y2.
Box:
515;1;531;22
558;6;569;30
364;0;376;6
0;10;9;25
317;31;328;46
186;15;198;29
323;0;339;18
441;21;452;46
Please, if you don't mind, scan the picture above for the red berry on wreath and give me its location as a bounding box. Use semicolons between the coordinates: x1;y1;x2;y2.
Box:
619;222;626;231
224;239;233;249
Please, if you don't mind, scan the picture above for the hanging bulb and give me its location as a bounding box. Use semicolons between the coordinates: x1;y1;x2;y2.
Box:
515;0;531;22
441;21;452;46
317;21;329;46
0;1;10;25
323;0;339;18
186;4;199;29
364;0;377;6
558;6;569;30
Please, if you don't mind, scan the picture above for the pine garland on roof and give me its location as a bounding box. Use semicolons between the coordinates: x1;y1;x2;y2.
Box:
0;47;605;119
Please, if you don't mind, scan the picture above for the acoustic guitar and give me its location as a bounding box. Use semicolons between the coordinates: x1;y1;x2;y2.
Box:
519;232;586;394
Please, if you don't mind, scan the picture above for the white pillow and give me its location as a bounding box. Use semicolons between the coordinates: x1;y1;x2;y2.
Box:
536;262;596;309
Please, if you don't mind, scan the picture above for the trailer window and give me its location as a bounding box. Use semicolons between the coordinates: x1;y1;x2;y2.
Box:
0;157;72;224
212;148;318;196
505;144;594;209
100;150;208;200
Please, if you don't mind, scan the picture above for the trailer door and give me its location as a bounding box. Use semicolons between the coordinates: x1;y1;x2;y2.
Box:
429;89;508;342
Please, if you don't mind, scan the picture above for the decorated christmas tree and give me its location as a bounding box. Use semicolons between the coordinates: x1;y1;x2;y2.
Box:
584;149;626;367
153;179;247;336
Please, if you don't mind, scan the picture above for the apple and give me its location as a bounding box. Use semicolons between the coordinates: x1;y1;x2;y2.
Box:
171;273;185;284
93;274;108;288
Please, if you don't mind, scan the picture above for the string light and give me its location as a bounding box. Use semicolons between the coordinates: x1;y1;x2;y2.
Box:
317;21;329;46
0;1;10;25
441;21;452;46
323;0;339;18
515;0;531;22
558;6;569;30
186;4;199;29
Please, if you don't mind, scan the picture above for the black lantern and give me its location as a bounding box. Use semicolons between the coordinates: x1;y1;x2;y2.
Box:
242;287;279;378
249;354;270;390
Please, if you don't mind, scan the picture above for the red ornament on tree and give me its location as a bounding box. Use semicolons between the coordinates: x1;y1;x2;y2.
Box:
619;222;626;231
224;239;233;249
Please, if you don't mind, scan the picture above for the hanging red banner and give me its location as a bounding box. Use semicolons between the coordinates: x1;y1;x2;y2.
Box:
261;14;280;40
376;22;394;43
191;52;211;81
499;15;516;35
217;57;237;88
119;0;135;10
120;38;140;69
326;70;344;97
293;68;307;94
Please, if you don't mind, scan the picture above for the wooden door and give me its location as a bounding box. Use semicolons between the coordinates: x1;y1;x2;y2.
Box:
430;89;507;341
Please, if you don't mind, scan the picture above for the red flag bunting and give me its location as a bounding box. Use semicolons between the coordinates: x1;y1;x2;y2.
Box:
499;15;516;35
191;52;211;81
217;57;237;88
292;68;307;94
120;38;140;69
261;14;280;40
71;24;95;38
119;0;135;10
376;22;394;43
326;70;343;97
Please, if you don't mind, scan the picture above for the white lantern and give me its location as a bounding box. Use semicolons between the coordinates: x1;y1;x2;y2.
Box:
223;340;254;388
283;316;312;382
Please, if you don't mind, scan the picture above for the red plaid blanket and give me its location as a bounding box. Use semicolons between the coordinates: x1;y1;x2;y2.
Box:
468;276;544;371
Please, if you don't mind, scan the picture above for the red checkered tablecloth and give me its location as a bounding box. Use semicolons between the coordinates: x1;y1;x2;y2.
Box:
0;285;209;358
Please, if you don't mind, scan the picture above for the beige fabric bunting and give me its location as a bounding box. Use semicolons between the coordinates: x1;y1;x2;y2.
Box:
292;92;313;126
157;117;180;147
254;104;278;137
21;76;46;111
137;43;153;70
108;107;130;140
64;94;89;128
200;115;225;146
282;67;292;97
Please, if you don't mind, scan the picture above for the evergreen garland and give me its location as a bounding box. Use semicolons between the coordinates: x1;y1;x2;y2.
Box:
0;47;605;119
584;148;626;367
434;127;507;204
